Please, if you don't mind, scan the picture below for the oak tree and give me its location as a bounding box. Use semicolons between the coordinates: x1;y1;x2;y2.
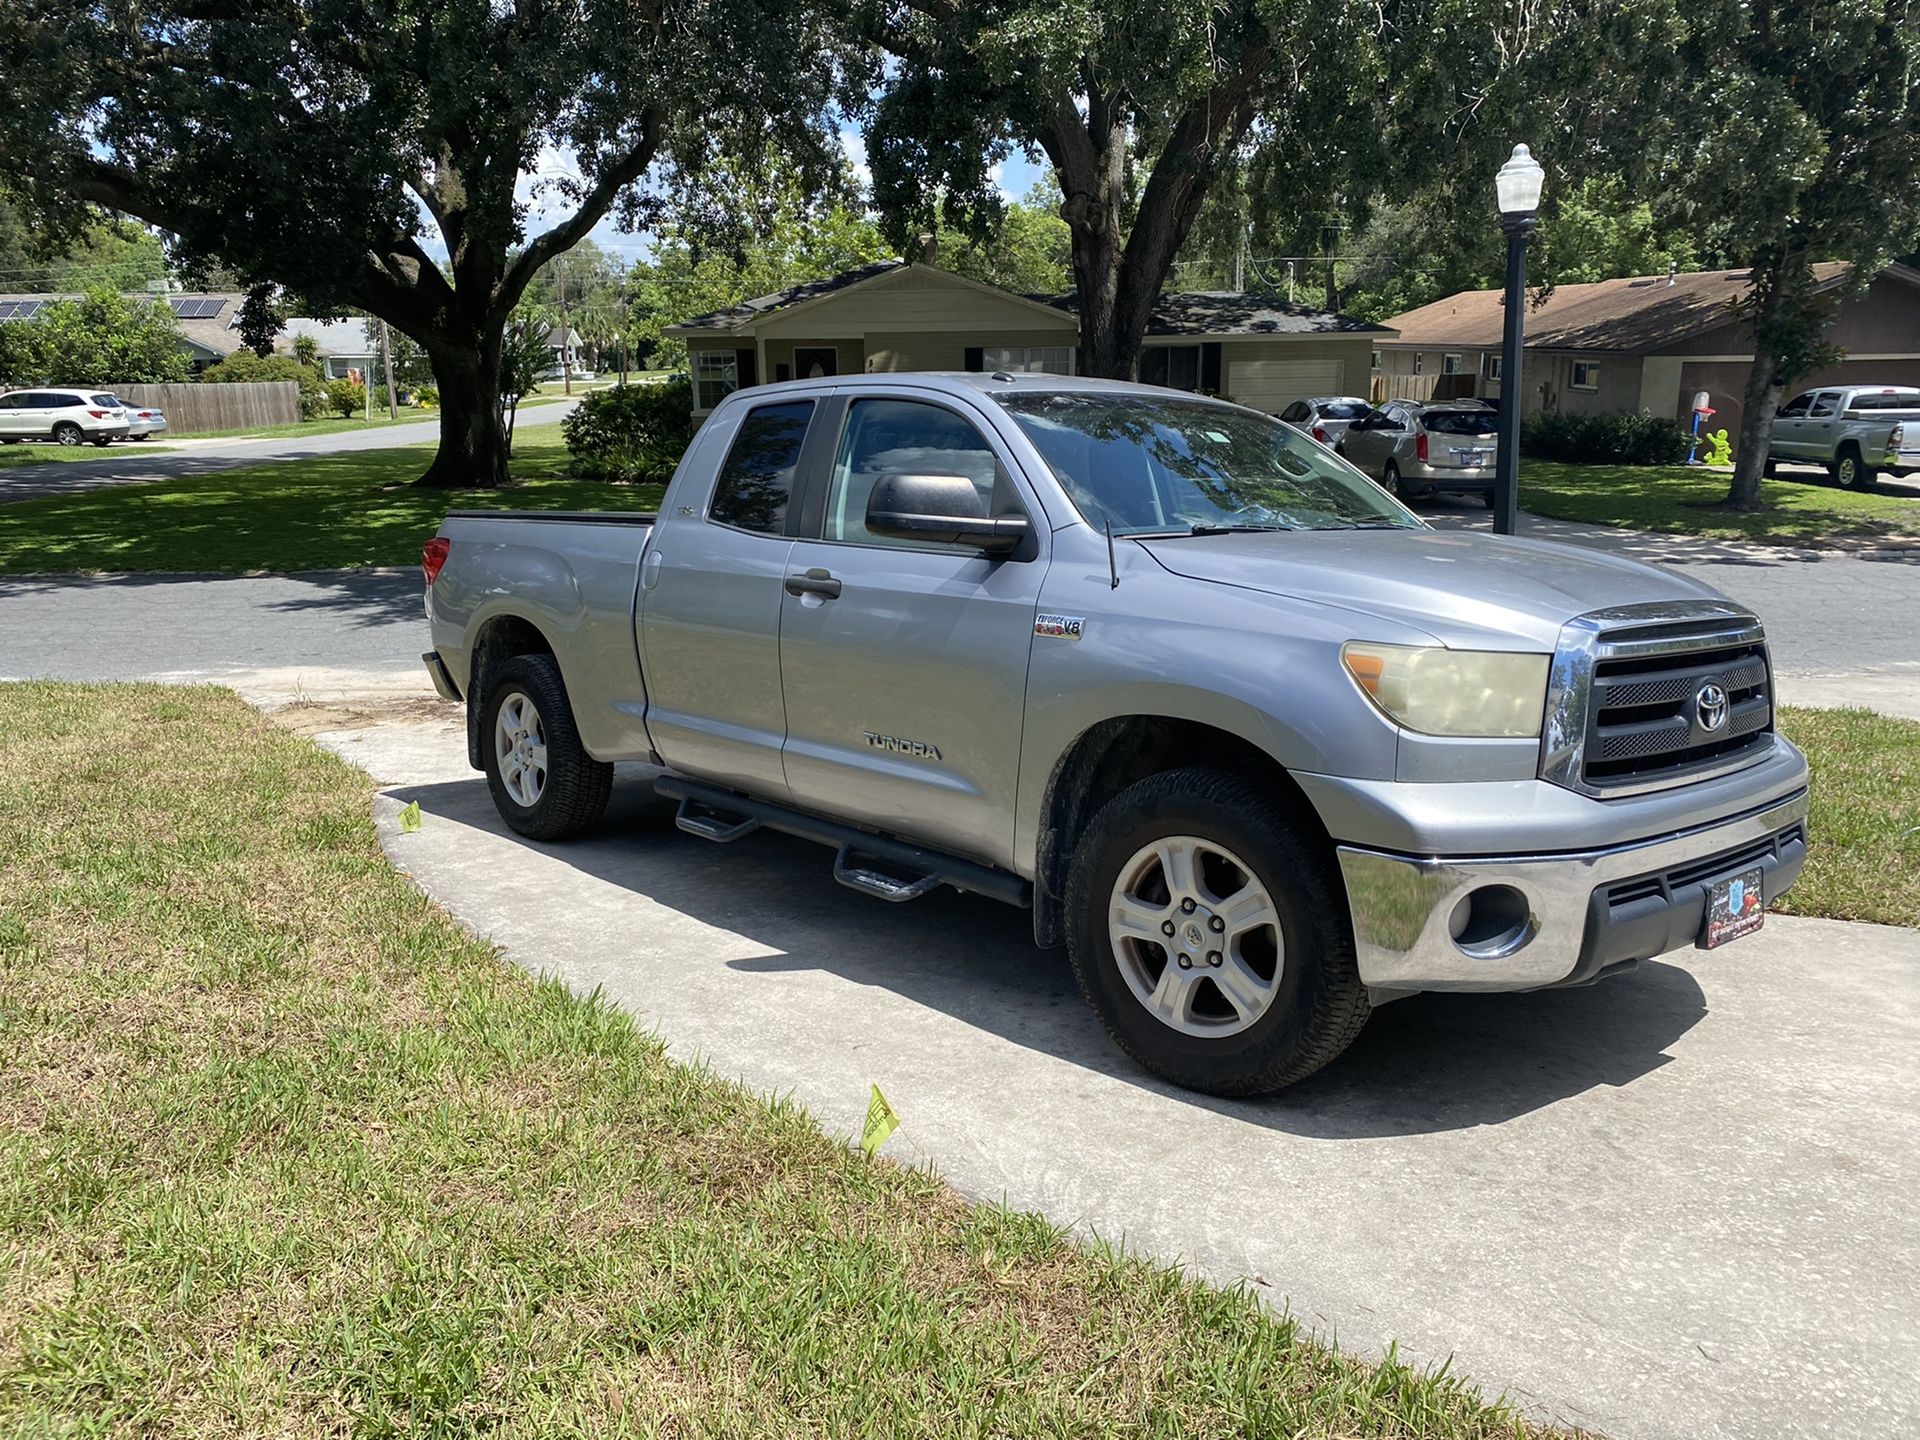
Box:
4;0;845;485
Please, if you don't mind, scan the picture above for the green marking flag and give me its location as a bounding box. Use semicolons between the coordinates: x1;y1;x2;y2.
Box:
398;800;422;833
860;1083;901;1157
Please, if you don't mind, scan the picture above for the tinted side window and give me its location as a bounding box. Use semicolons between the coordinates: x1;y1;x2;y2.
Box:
824;399;1000;546
1280;402;1307;422
708;400;815;535
1777;393;1813;418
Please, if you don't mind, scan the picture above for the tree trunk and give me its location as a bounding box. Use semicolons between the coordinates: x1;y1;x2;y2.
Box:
416;329;508;489
1724;253;1792;511
1725;350;1782;510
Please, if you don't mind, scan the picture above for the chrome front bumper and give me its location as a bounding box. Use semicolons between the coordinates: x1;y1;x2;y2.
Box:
1336;789;1810;994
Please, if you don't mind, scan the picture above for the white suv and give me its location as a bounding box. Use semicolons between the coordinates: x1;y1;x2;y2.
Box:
0;389;131;447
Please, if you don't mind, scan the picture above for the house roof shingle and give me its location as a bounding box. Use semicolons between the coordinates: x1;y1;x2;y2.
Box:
1381;264;1858;354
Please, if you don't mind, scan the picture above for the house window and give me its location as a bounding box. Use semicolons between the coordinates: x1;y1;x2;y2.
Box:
1442;353;1465;375
981;345;1073;375
1140;344;1204;392
1412;353;1424;375
1484;353;1503;381
1570;360;1601;391
695;351;738;410
1371;350;1381;372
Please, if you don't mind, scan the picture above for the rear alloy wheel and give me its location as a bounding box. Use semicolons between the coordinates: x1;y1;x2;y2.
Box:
481;653;613;840
1833;447;1875;491
1380;460;1404;498
1066;766;1370;1095
53;423;84;447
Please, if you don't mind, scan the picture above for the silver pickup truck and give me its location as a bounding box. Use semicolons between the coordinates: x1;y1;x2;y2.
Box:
1767;383;1920;488
423;373;1810;1095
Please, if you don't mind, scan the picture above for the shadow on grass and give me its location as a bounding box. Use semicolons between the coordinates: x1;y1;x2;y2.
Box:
0;437;661;575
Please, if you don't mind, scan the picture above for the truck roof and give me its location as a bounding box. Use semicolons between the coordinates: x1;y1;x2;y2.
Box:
714;371;1216;410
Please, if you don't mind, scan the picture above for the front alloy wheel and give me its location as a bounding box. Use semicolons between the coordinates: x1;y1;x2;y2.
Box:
1109;835;1283;1037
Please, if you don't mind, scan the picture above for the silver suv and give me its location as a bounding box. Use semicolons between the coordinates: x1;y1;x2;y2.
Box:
0;389;130;447
1339;400;1498;503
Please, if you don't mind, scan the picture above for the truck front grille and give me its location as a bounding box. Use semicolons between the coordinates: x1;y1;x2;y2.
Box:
1541;603;1778;798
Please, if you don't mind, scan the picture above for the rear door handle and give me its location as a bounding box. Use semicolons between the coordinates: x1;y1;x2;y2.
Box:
784;568;842;600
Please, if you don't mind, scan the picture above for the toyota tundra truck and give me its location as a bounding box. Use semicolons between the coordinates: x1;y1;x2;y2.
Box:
1767;383;1920;488
421;373;1809;1096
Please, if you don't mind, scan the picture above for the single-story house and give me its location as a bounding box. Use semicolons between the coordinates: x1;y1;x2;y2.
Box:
1375;262;1920;435
664;260;1394;416
0;291;398;379
543;324;584;373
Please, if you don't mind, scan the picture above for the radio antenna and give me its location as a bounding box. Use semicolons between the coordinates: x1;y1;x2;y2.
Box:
1105;518;1120;589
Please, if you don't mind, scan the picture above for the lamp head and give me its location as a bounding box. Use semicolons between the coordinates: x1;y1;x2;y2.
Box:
1495;143;1546;216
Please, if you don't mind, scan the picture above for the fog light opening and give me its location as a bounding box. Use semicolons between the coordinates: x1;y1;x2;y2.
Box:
1449;884;1538;960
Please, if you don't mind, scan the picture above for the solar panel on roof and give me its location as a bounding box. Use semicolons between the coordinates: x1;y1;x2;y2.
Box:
167;296;190;317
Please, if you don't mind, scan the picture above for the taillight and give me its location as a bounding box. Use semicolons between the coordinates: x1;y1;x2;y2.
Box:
1892;424;1907;449
1416;432;1430;463
87;409;108;418
1312;425;1328;442
422;536;450;585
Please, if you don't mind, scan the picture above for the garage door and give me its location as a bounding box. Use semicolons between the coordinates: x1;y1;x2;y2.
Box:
1227;358;1345;415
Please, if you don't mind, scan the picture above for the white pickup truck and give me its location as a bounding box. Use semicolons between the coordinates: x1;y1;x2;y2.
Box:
1767;384;1920;488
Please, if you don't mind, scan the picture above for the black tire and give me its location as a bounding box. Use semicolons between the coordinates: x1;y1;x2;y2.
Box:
480;653;613;841
92;436;112;448
1763;453;1778;478
53;423;84;447
1064;767;1370;1096
1380;460;1404;498
1480;490;1497;508
1833;446;1875;491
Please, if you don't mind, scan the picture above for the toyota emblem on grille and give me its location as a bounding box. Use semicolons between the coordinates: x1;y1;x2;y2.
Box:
1695;681;1730;733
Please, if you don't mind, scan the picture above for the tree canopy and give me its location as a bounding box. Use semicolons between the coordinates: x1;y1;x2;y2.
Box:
3;0;849;484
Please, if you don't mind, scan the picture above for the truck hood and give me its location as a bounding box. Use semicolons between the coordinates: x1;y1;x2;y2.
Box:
1136;528;1729;651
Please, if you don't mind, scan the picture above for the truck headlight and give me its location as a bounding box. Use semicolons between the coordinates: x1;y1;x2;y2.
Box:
1341;642;1550;738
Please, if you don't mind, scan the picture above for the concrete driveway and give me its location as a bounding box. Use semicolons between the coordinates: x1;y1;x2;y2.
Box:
4;519;1918;1440
0;397;579;503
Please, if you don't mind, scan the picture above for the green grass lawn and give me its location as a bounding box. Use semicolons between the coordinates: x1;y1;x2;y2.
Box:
0;437;659;574
172;409;438;441
1521;461;1920;546
0;682;1566;1438
0;441;177;468
1777;705;1920;928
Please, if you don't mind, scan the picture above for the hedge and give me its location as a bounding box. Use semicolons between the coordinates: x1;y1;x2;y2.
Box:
1520;409;1691;466
562;379;694;483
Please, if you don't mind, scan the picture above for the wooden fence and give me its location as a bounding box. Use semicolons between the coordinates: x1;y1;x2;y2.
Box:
114;381;302;434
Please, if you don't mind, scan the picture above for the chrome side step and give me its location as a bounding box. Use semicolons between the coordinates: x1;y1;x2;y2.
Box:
653;775;1030;908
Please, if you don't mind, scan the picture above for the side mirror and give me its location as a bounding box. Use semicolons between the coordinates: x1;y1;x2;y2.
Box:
865;473;1030;556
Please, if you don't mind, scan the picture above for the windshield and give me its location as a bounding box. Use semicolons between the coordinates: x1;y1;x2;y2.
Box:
1423;409;1497;436
1000;392;1422;535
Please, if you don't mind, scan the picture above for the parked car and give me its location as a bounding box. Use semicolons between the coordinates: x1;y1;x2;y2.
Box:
1338;400;1500;502
1278;395;1374;447
421;373;1807;1097
104;395;168;440
1766;385;1920;489
0;389;130;447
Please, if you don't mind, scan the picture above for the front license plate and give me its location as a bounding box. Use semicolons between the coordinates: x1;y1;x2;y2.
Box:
1699;866;1765;949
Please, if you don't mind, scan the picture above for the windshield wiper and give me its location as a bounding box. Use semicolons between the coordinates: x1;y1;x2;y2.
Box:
1318;520;1411;530
1181;523;1294;536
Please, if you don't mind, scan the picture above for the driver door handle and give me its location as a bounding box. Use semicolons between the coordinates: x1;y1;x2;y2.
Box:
784;568;842;600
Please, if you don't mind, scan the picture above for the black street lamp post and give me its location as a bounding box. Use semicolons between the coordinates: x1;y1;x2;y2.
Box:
1493;144;1545;537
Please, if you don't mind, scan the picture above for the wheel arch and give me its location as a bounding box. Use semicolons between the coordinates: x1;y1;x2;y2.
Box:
464;611;559;769
1029;714;1335;948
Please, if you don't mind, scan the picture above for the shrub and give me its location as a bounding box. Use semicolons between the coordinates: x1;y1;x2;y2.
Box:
201;351;330;419
326;378;365;418
415;384;439;408
1520;409;1691;466
562;378;694;482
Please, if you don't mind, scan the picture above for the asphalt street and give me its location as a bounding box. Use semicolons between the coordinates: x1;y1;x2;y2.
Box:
3;507;1918;1440
0;396;579;503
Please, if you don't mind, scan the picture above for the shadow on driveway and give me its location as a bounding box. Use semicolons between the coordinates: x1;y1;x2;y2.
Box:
389;769;1708;1142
